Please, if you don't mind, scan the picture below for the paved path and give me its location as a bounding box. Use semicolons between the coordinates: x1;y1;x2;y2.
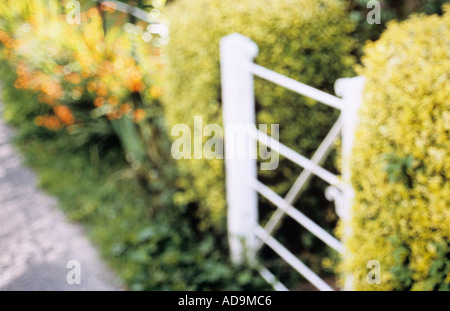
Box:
0;108;122;291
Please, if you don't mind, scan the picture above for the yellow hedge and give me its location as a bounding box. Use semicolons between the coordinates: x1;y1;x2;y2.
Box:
343;7;450;290
161;0;355;230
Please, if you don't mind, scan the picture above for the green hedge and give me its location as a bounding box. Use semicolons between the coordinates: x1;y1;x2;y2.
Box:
342;6;450;290
161;0;356;230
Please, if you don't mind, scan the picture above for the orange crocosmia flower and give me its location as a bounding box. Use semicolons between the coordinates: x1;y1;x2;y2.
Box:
54;105;75;125
43;115;62;130
128;70;144;92
97;85;108;97
41;81;63;99
133;109;146;123
150;86;162;99
14;79;23;89
94;97;105;107
120;103;132;114
106;111;122;120
87;81;97;93
102;61;114;73
131;81;144;92
21;78;30;88
64;73;82;84
16;62;29;75
0;30;10;44
108;95;119;107
87;7;100;19
130;71;142;81
82;71;91;79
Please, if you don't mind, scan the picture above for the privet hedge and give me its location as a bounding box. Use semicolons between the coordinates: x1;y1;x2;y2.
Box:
343;7;450;290
161;0;355;229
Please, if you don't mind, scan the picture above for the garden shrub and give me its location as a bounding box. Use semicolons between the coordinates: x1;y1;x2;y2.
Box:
161;0;356;230
342;6;450;290
0;0;173;187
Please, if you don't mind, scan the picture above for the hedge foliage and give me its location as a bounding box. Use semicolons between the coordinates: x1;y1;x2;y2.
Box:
343;7;450;290
162;0;356;229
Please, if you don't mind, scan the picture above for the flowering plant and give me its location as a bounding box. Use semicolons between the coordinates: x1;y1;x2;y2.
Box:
0;0;170;182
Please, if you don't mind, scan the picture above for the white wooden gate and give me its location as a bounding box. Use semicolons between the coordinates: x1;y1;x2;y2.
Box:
220;33;365;291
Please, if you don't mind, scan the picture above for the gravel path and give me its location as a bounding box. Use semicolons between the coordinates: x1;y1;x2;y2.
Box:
0;109;122;291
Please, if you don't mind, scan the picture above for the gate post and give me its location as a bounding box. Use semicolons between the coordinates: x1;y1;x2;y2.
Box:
220;34;259;264
335;76;366;290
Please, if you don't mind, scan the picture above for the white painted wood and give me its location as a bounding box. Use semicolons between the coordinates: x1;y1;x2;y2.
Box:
334;76;366;291
250;179;344;253
220;33;259;264
247;127;341;187
258;267;289;291
254;226;334;291
250;63;344;110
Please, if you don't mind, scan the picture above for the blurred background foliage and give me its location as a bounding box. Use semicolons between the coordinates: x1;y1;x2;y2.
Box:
0;0;448;290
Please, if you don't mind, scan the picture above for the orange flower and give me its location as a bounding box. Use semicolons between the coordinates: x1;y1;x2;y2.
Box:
102;61;115;73
16;62;29;76
41;81;63;99
106;111;122;120
120;103;132;114
108;95;119;107
150;86;162;99
131;81;144;92
0;30;15;48
14;79;23;89
129;70;143;92
54;105;75;125
87;81;97;93
97;85;108;97
133;109;146;123
42;115;62;130
87;8;99;19
94;97;105;107
63;73;81;84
